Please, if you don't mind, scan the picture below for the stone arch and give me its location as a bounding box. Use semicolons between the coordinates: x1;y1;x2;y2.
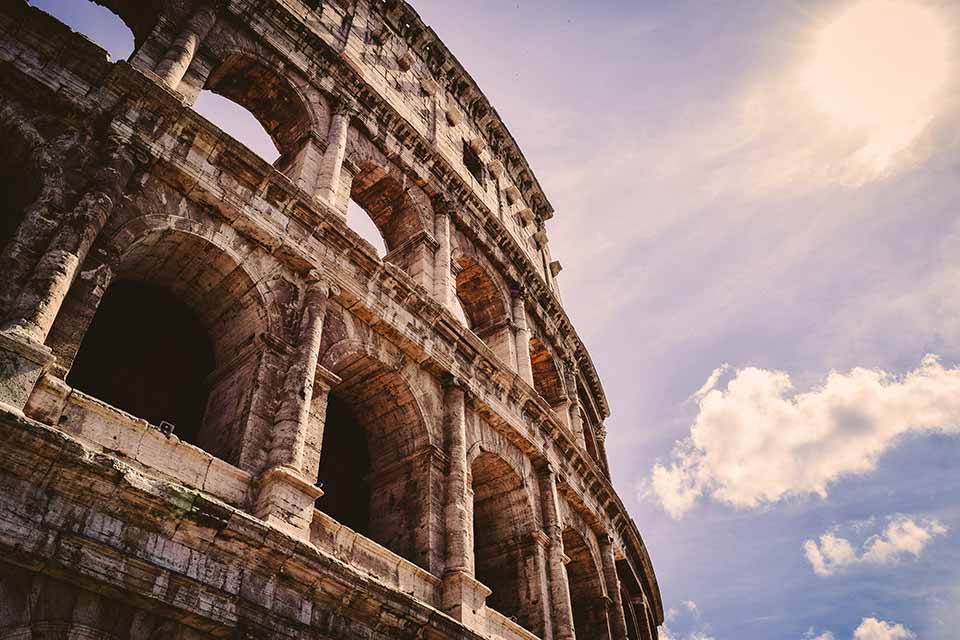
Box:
91;0;162;49
317;337;440;572
453;253;509;331
469;450;544;636
61;215;274;467
529;335;564;405
562;526;611;640
202;51;321;162
347;162;432;252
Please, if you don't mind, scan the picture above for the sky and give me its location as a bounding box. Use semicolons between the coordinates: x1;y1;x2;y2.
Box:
29;1;960;639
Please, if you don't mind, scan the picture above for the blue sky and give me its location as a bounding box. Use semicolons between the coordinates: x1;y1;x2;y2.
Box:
30;1;960;639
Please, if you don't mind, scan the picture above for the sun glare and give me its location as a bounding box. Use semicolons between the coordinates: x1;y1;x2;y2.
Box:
803;0;951;171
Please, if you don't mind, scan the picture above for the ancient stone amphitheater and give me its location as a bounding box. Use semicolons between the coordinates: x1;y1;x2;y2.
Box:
0;1;662;638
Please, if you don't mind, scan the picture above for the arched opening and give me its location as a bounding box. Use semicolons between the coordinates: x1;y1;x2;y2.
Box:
563;527;610;640
529;336;564;405
0;134;41;258
65;229;268;466
347;197;387;257
199;54;312;166
315;394;370;533
455;256;508;331
317;351;434;572
349;165;426;253
193;92;280;163
29;0;137;61
454;255;512;363
471;452;541;635
622;587;642;640
585;421;600;464
67;281;215;445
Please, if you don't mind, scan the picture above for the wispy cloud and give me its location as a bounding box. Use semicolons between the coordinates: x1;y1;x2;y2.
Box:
803;515;948;576
647;355;960;518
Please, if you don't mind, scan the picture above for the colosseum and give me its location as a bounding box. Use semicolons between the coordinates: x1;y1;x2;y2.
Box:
0;1;663;638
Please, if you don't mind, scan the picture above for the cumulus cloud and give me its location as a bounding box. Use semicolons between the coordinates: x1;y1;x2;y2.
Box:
853;618;915;640
805;618;915;640
649;356;960;518
661;600;715;640
803;516;947;576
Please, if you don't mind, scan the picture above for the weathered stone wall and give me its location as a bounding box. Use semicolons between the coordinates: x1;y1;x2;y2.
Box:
0;1;662;639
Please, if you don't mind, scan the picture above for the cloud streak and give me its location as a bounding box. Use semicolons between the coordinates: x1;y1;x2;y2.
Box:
649;355;960;518
803;516;948;576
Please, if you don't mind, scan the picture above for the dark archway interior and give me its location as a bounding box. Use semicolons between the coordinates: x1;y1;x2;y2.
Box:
563;528;610;640
529;336;564;405
622;587;641;640
315;394;371;533
0;143;39;257
67;280;215;446
472;452;539;634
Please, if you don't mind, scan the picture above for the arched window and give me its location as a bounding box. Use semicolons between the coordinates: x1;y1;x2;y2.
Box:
29;0;136;61
193;92;280;163
316;351;434;572
347;197;387;257
471;452;542;636
196;54;314;170
348;164;427;254
453;255;512;364
67;281;215;445
65;230;269;466
563;527;610;640
529;336;564;405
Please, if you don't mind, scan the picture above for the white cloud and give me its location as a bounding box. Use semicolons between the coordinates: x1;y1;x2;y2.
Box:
853;618;915;640
649;355;960;518
661;600;715;640
803;516;947;576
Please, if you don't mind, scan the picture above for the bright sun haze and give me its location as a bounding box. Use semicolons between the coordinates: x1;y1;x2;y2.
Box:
803;0;950;170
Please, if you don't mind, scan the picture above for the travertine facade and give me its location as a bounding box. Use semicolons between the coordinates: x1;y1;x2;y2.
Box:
0;1;663;638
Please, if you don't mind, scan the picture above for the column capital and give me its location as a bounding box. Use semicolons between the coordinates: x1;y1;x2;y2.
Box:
303;269;340;297
330;92;359;117
431;191;455;216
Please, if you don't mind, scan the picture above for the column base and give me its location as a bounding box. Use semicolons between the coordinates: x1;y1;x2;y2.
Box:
441;570;491;630
0;328;54;414
253;466;323;539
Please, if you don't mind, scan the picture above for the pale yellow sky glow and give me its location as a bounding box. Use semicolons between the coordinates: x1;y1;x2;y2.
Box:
803;0;951;172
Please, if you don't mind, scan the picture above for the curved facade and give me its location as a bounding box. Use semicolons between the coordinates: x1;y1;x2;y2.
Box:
0;1;662;639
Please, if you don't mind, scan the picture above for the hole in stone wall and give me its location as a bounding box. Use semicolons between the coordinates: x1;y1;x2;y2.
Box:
193;91;281;164
28;0;135;61
347;197;387;257
453;295;469;327
315;394;371;533
584;421;600;464
67;281;215;447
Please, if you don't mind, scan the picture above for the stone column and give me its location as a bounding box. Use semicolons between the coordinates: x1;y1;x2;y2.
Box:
0;143;135;413
441;377;489;629
432;194;456;314
255;273;337;538
267;272;335;472
600;535;629;640
538;464;576;640
596;423;612;477
315;98;354;207
512;288;534;385
154;5;218;90
563;360;586;448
